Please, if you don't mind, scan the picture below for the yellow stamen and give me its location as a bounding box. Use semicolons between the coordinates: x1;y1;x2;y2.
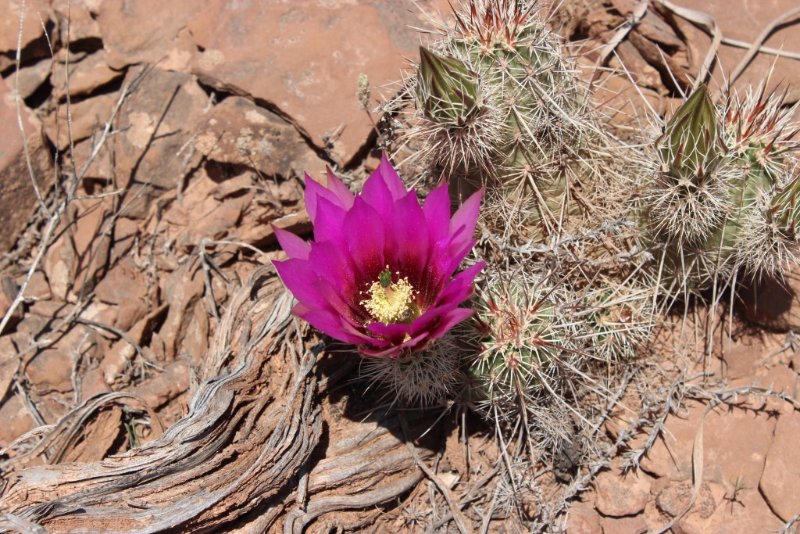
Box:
361;272;418;324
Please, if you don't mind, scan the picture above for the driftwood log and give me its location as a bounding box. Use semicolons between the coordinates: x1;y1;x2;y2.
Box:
0;266;429;532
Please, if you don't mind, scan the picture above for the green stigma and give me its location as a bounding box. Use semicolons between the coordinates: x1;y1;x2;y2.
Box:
379;268;392;288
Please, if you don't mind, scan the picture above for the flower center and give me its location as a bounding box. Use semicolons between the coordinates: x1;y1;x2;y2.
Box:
361;267;420;324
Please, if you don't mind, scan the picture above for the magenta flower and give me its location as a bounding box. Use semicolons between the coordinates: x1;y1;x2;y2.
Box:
274;155;484;358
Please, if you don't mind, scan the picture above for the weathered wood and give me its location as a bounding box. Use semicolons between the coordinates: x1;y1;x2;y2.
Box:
0;265;430;532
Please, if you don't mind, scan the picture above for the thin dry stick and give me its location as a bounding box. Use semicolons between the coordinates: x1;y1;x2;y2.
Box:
653;0;722;89
727;6;800;89
0;80;137;337
722;37;800;60
399;415;472;534
590;0;650;85
13;0;49;215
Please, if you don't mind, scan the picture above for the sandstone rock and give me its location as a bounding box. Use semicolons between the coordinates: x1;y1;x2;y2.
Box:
51;50;122;99
0;393;35;447
593;468;652;517
112;66;207;191
43;91;119;150
42;220;77;301
130;361;190;410
4;58;52;101
0;77;52;252
0;0;51;56
640;401;775;489
667;481;783;534
97;0;200;70
600;513;648;534
26;347;73;395
760;411;800;521
52;0;103;43
673;0;800;101
193;96;320;178
95;259;148;331
717;332;780;380
70;197;114;295
187;0;442;165
565;501;603;534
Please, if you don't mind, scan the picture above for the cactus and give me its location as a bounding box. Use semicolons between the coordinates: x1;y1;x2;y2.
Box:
465;271;603;452
361;333;467;406
642;84;800;291
405;0;607;238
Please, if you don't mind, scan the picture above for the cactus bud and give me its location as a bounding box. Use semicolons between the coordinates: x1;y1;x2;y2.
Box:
417;46;480;126
658;84;725;182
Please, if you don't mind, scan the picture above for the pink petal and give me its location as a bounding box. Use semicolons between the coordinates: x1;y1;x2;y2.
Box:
326;168;355;209
294;305;377;345
387;191;429;280
313;197;347;243
273;226;310;260
449;187;484;247
423;183;451;247
343;197;386;282
373;154;407;200
305;173;352;224
426;308;474;340
274;258;328;310
361;164;395;220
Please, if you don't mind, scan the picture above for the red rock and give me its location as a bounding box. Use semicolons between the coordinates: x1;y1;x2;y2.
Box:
0;393;35;447
43;91;119;150
760;411;800;521
0;77;52;252
79;367;110;400
641;401;775;488
64;136;114;181
600;513;648;534
42;223;77;301
181;300;209;368
187;1;440;165
130;361;190;410
593;468;652;517
111;67;207;191
51;50;122;99
97;0;200;70
5;58;52;100
0;0;51;55
655;481;718;527
673;0;800;101
672;481;783;534
95;259;144;306
193;96;320;178
26;347;73;395
25;270;51;301
565;501;603;533
52;0;102;43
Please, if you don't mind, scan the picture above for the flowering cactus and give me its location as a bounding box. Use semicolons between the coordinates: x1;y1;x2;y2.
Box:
274;155;484;358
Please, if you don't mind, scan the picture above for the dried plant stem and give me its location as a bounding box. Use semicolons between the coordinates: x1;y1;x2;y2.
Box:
727;6;800;88
0;78;137;337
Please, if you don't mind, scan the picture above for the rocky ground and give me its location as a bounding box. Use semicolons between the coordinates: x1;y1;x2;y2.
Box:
0;0;799;532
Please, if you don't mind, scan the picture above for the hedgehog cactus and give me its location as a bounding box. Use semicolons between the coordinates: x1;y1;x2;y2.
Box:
644;84;800;290
408;0;596;235
468;275;575;428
